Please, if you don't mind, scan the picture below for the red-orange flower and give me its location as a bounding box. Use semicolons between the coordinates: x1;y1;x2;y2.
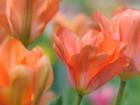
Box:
0;0;61;44
0;38;53;105
53;27;127;95
94;8;140;80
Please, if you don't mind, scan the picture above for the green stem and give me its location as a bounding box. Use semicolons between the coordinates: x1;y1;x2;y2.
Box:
115;80;127;105
77;94;83;105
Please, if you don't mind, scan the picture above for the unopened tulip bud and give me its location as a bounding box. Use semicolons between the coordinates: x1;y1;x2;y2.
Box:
0;38;53;105
0;0;61;45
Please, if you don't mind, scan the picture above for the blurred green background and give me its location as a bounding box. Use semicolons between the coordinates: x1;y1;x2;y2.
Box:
31;0;140;105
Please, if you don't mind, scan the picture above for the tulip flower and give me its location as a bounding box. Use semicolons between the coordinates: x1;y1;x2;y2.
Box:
0;0;61;45
53;27;127;95
94;8;140;80
53;13;92;37
0;38;53;105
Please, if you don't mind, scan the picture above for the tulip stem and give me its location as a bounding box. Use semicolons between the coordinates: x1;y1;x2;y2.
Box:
115;80;127;105
77;94;83;105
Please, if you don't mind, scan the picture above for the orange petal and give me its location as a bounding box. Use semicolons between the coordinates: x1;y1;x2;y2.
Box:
9;65;33;105
7;0;26;36
35;56;53;92
67;46;97;91
54;27;80;57
33;56;53;105
98;37;125;56
0;38;28;70
0;89;11;105
0;62;9;88
31;0;61;40
111;8;140;71
86;55;128;93
81;30;103;47
22;47;43;70
0;0;10;42
94;11;110;33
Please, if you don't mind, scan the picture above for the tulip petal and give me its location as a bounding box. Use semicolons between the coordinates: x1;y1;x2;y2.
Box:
10;65;32;105
111;8;140;76
0;89;11;105
66;46;97;91
33;56;53;105
54;27;80;57
86;56;127;92
0;0;10;42
7;0;26;36
22;47;43;71
31;0;61;40
81;30;103;47
7;0;61;42
94;11;110;33
0;63;9;88
0;38;28;70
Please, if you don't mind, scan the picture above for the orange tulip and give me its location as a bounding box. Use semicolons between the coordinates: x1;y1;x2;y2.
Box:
0;0;61;44
53;13;92;37
94;8;140;80
53;27;127;95
0;38;53;105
